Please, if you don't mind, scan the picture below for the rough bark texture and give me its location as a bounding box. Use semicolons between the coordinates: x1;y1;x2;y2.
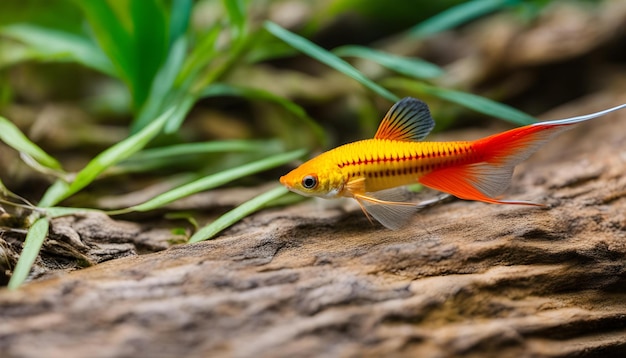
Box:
1;97;626;357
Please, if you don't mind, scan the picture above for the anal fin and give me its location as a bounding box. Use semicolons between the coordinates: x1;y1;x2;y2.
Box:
419;162;545;207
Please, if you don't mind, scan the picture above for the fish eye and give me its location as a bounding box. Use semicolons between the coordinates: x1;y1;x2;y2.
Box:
301;175;318;189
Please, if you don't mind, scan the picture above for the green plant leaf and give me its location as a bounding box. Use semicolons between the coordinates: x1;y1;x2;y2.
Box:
125;139;283;163
168;0;192;47
177;24;221;87
7;216;49;290
245;37;299;64
38;180;70;208
112;139;284;174
163;93;196;133
0;116;63;171
264;21;399;102
38;106;175;207
113;149;306;214
189;185;289;243
0;24;115;75
333;45;444;80
74;0;134;91
128;0;169;109
409;0;521;38
223;0;246;40
43;206;102;218
201;83;327;146
75;0;168;110
131;0;191;131
385;78;536;125
133;37;188;132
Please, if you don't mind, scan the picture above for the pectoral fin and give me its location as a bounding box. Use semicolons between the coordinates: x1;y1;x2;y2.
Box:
351;188;418;230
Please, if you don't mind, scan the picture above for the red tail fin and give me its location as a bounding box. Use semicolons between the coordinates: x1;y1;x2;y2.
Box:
473;122;569;168
418;103;626;205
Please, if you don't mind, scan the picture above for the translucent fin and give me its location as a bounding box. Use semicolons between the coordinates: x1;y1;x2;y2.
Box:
374;97;435;142
359;199;419;230
354;189;418;230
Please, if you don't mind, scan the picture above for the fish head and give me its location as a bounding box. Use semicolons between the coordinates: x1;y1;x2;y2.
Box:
280;156;344;199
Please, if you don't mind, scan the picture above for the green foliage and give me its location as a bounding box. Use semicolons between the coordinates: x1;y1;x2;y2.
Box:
333;46;444;80
189;185;291;243
409;0;522;38
73;0;169;111
200;83;326;147
38;107;175;207
7;217;49;290
112;149;306;214
0;24;115;74
0;116;63;171
385;79;536;125
0;0;316;288
265;21;400;103
113;139;284;174
265;21;535;125
0;0;541;288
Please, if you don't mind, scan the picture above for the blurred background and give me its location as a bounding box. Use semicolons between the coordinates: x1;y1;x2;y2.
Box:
0;0;625;209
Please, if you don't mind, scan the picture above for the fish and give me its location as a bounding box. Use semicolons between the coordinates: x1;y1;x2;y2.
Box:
279;97;626;229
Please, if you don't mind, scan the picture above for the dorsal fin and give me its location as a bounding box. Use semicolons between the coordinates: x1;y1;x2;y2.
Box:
374;97;435;141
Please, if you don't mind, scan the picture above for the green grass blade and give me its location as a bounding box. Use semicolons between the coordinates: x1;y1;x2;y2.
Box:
420;84;536;125
132;37;188;132
409;0;521;38
7;216;49;290
38;180;70;208
0;116;63;171
169;0;192;46
44;207;102;218
128;0;169;109
177;24;221;87
333;45;444;80
201;83;327;146
39;107;175;207
163;93;196;133
131;0;191;131
65;106;174;200
264;21;399;102
114;149;306;214
223;0;247;40
75;0;134;91
245;40;299;64
113;139;284;174
77;0;170;110
18;153;67;180
189;185;288;243
385;79;536;125
0;24;115;75
124;139;283;163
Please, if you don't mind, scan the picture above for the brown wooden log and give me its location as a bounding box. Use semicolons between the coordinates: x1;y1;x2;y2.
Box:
1;97;626;357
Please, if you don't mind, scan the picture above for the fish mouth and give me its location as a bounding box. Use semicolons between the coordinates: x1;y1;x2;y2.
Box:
279;175;299;194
